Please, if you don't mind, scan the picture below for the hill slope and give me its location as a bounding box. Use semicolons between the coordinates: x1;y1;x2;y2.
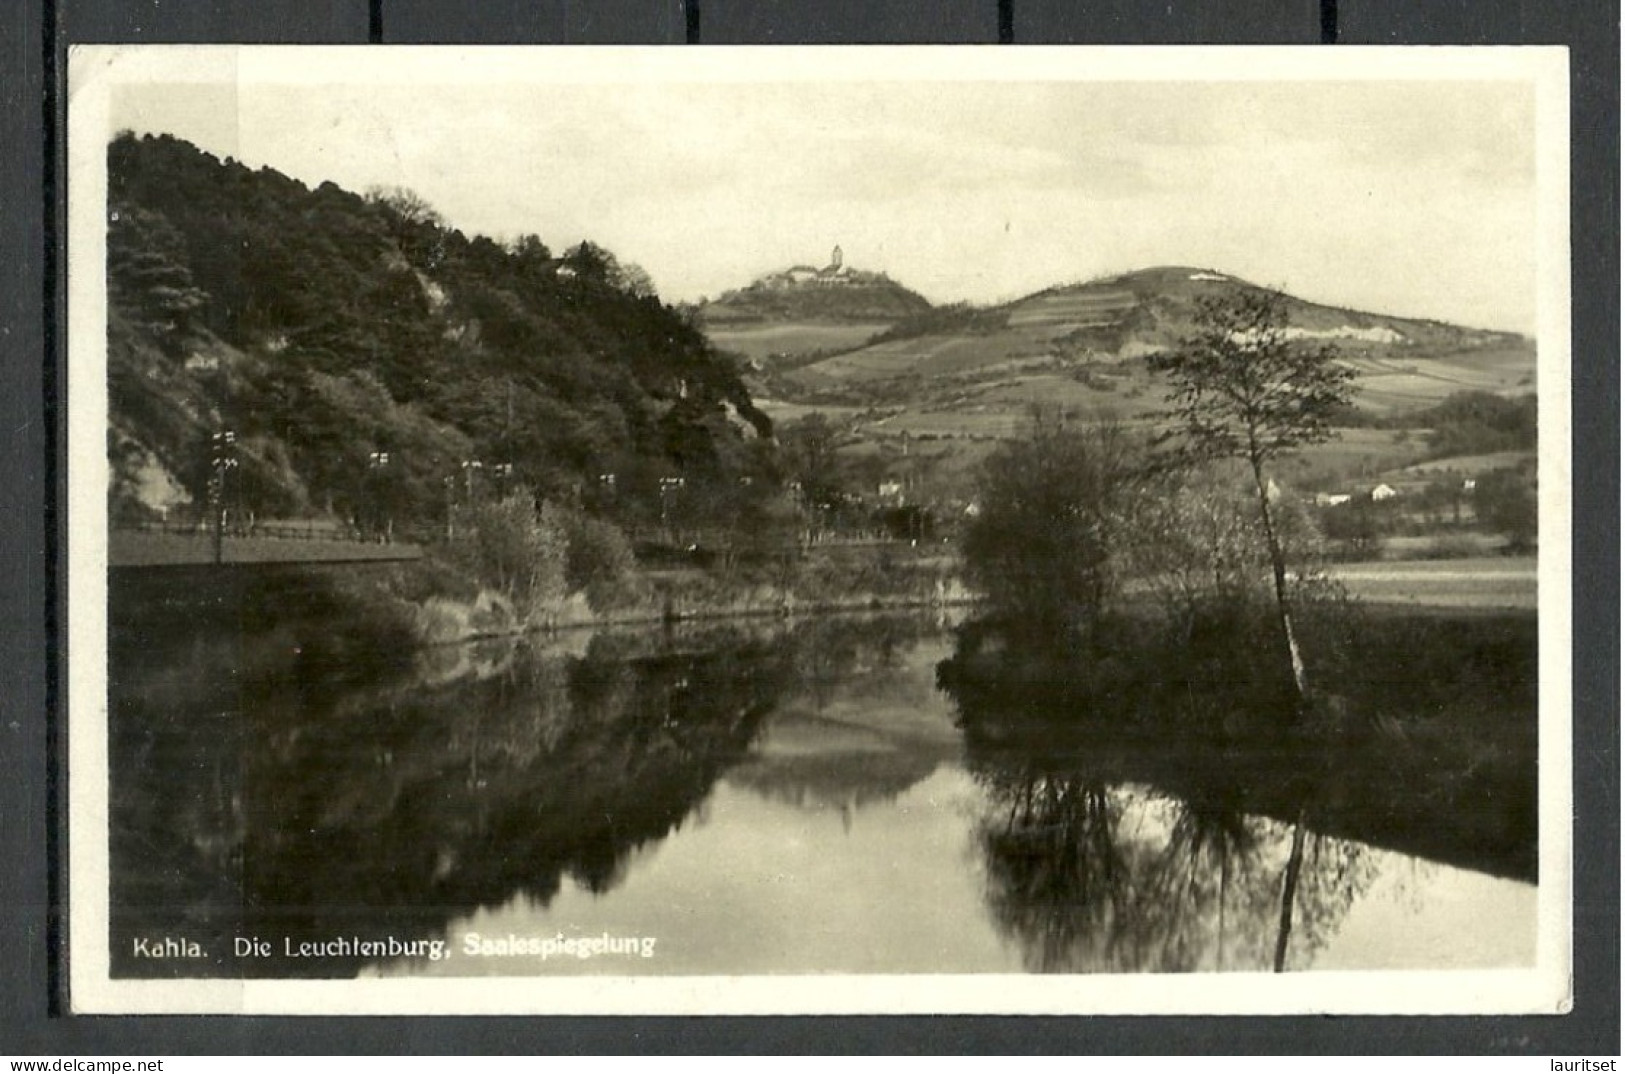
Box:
737;265;1536;515
697;252;934;365
774;266;1535;417
106;132;770;530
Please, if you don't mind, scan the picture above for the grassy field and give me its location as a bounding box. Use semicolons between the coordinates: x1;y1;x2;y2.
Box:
1329;557;1537;610
1273;428;1432;488
1398;451;1534;478
801;331;1050;384
706;322;891;363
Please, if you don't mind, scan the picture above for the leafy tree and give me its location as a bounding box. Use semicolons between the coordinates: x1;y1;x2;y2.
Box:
778;413;845;515
366;184;446;232
508;233;552;264
1317;497;1385;559
1420;391;1537;458
1474;467;1538;552
560;240;614;285
107;205;209;349
962;413;1145;644
1129;472;1319;625
1149;290;1357;702
615;262;659;301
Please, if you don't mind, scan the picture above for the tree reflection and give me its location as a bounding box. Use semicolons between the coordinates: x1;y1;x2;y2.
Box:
109;619;794;978
942;603;1534;972
975;765;1130;972
1142;794;1270;973
971;757;1379;973
1273;811;1308;972
1278;823;1383;971
726;749;939;815
942;609;1538;879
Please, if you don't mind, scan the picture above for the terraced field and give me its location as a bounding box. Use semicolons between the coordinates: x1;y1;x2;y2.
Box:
801;334;1046;385
1004;286;1138;330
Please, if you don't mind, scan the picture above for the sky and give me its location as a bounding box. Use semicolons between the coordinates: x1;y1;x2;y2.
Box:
94;48;1551;333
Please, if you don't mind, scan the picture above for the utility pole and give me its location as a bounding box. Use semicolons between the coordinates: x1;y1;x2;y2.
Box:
493;376;515;499
659;476;684;538
367;450;392;542
208;429;237;564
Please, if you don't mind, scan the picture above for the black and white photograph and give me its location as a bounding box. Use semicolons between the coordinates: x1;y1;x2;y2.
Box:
67;44;1571;1015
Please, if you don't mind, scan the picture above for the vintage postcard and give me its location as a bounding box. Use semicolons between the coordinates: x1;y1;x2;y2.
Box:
67;44;1572;1015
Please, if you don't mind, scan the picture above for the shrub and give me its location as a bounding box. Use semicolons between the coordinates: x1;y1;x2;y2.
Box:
454;490;567;621
551;507;643;612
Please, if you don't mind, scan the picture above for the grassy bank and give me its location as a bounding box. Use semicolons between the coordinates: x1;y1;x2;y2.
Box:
1329;556;1537;610
940;603;1538;881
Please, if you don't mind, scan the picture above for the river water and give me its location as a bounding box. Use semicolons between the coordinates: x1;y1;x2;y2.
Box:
108;607;1537;979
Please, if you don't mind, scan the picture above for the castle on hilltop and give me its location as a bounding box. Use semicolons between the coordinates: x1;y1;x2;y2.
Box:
762;245;875;290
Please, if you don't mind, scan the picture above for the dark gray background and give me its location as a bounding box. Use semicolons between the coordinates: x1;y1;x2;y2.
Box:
3;0;1616;1054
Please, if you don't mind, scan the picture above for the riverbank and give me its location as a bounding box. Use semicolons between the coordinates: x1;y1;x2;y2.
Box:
406;538;972;642
109;545;1539;659
418;546;1539;642
109;540;975;658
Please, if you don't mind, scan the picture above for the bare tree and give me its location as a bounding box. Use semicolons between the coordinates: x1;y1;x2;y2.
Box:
1149;290;1357;703
365;185;445;230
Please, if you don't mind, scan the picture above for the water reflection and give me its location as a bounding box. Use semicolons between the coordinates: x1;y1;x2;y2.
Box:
967;771;1388;973
723;616;962;817
109;590;1536;979
111;610;799;977
944;608;1537;973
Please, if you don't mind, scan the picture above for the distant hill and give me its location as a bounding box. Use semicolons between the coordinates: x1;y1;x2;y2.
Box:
700;249;933;326
775;266;1535;417
730;264;1537;514
106;132;770;529
701;271;932;324
999;265;1525;362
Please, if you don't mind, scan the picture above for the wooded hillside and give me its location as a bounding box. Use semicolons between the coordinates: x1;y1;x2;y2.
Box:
107;132;772;533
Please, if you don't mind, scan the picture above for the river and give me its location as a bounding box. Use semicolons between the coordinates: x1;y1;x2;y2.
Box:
108;604;1538;979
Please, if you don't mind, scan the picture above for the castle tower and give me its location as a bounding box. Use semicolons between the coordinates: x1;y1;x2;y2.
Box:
829;245;843;272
